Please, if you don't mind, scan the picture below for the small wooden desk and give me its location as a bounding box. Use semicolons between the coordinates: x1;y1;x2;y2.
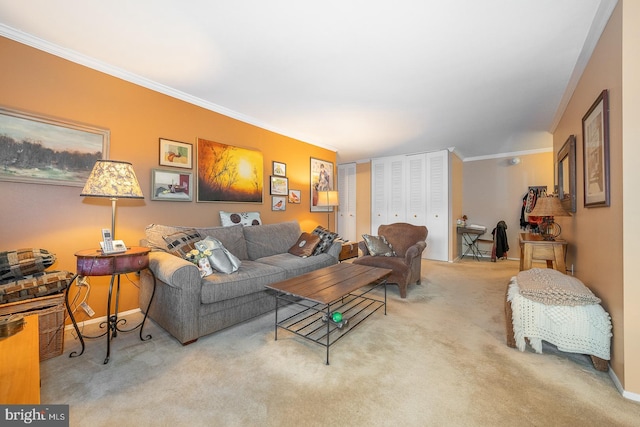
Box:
519;233;567;272
0;314;40;404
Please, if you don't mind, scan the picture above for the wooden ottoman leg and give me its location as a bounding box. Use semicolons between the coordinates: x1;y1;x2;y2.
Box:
590;355;609;372
505;285;516;348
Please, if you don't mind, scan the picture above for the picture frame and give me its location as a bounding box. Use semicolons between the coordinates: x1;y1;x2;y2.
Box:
310;157;334;212
582;90;610;207
288;189;301;204
159;138;193;169
270;176;288;195
196;138;263;203
0;106;109;187
272;161;286;177
272;196;286;211
557;135;576;213
151;169;193;201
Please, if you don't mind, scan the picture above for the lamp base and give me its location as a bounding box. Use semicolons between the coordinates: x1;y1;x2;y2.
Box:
540;220;561;241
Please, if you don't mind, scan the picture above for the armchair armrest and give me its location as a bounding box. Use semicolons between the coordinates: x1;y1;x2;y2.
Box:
404;241;427;264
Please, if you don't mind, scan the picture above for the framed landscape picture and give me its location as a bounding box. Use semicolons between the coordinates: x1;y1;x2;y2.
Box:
196;138;263;203
159;138;192;169
270;176;288;195
0;107;109;187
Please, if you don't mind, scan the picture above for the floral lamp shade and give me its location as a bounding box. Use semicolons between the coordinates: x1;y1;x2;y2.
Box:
80;160;144;199
80;160;144;239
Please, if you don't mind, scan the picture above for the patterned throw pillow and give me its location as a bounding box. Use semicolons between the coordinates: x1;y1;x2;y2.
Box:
162;229;203;257
0;270;73;304
288;232;321;258
219;211;262;227
362;234;396;257
0;248;57;281
311;226;339;256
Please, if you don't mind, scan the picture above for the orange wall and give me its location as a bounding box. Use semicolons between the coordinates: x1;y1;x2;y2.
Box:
553;3;627;385
0;37;336;321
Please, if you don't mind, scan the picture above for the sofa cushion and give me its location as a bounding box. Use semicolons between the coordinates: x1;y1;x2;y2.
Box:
311;226;339;255
163;229;203;257
256;252;337;278
0;270;73;303
288;232;321;258
145;223;249;260
362;234;396;257
219;210;262;227
0;248;56;281
243;221;301;260
200;260;286;304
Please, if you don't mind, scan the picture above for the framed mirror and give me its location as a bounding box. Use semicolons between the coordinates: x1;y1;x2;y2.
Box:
557;135;577;212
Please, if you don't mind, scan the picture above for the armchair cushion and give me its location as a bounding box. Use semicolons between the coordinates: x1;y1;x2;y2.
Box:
362;234;396;257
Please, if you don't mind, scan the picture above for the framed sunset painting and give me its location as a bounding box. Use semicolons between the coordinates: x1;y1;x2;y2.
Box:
196;138;263;203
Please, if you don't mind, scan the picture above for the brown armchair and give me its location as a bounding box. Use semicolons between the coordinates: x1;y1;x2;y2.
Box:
353;223;428;298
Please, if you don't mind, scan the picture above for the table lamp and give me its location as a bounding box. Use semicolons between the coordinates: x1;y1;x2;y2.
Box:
528;195;571;240
316;190;339;230
80;160;144;239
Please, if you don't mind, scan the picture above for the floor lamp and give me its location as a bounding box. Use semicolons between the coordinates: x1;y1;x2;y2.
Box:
316;190;339;230
80;160;144;239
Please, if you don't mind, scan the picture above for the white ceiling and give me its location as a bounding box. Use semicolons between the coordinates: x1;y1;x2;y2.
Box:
0;1;616;163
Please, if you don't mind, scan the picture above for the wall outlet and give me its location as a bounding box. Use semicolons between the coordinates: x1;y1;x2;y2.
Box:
80;302;95;317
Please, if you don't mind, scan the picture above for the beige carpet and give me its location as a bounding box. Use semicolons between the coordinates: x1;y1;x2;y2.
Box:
41;259;640;426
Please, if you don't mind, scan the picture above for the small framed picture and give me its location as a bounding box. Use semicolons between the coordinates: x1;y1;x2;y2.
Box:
272;196;286;211
273;161;286;177
151;169;193;201
288;189;301;204
270;176;288;195
159;138;193;169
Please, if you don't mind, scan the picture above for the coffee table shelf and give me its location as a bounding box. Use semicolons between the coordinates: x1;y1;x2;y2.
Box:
267;263;391;364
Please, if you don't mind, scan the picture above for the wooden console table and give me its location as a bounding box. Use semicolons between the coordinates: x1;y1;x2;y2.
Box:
519;233;567;272
0;314;40;403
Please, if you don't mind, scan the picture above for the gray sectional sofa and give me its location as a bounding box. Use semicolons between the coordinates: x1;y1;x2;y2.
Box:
139;220;340;344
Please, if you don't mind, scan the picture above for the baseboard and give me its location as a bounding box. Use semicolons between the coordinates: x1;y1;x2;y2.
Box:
64;308;142;331
609;366;640;402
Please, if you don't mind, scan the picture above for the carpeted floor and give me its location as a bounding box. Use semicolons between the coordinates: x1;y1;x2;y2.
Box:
41;259;640;426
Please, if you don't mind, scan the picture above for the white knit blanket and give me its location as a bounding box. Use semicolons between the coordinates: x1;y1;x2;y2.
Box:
507;278;612;360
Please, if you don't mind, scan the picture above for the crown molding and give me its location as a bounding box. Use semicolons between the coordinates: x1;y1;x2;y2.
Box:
463;147;552;162
0;24;337;153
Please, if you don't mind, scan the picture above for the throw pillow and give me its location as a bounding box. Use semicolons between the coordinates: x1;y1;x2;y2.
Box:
195;237;241;274
362;234;396;257
515;268;601;306
162;229;203;257
0;248;57;281
311;225;339;256
288;232;321;258
219;211;262;227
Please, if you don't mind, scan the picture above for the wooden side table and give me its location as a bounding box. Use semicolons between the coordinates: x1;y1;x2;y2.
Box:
0;314;40;403
519;233;568;273
65;246;156;364
339;242;359;262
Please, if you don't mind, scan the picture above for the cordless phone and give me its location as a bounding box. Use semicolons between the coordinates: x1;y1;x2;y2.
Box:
100;228;127;254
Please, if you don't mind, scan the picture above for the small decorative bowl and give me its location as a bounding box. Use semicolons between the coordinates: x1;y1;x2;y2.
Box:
0;314;25;339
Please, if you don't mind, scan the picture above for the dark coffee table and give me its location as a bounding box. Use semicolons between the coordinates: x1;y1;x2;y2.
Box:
265;263;391;364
